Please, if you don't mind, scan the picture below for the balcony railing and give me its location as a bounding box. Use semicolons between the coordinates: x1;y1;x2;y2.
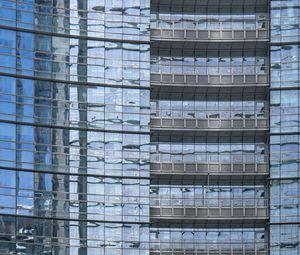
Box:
150;252;267;255
150;242;268;255
150;198;268;219
151;0;269;8
150;117;268;130
151;72;269;85
151;63;268;75
150;162;269;175
150;249;267;255
151;28;268;41
151;197;267;207
151;18;269;41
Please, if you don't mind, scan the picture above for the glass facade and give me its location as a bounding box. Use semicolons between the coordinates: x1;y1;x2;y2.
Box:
150;5;269;41
270;0;300;254
151;94;267;120
150;225;266;253
151;136;267;165
0;0;299;254
149;1;270;255
0;0;150;254
151;51;268;76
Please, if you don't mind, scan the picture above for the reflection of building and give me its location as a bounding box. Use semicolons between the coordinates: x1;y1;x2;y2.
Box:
269;1;300;254
0;0;299;254
0;1;150;254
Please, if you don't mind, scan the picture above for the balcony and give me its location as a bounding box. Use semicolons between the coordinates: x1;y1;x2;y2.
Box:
150;51;268;87
150;162;268;184
151;27;269;42
151;15;268;42
150;243;268;255
151;28;268;42
151;0;269;9
151;72;269;87
151;117;268;131
150;198;268;223
150;225;267;254
150;135;268;182
150;250;267;255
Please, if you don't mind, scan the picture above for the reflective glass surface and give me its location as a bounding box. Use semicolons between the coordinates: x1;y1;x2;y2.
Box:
150;184;266;207
151;136;266;164
0;215;149;254
270;1;300;254
149;3;270;255
0;29;150;86
151;52;267;76
151;11;268;31
150;226;266;253
271;0;300;42
0;0;150;41
0;0;151;254
151;94;267;120
0;76;150;131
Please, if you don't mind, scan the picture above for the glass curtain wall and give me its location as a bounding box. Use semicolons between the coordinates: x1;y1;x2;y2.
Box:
149;2;269;254
270;0;300;254
151;9;268;32
0;0;150;254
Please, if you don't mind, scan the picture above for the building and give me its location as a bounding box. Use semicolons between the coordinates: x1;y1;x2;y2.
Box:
0;0;298;254
0;0;150;254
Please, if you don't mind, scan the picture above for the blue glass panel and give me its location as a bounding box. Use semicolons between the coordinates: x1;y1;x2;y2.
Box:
0;0;16;26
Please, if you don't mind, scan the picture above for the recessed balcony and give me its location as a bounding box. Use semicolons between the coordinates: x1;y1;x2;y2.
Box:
151;28;269;42
150;243;268;255
150;250;267;255
150;198;268;222
151;0;269;9
151;14;268;42
150;50;269;87
151;117;268;131
151;73;269;87
150;135;268;183
149;225;268;254
150;162;268;184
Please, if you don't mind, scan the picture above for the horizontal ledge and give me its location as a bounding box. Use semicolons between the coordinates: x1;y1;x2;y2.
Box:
151;82;269;87
268;176;300;181
149;251;268;255
151;129;269;138
151;127;269;131
151;40;268;51
150;172;268;180
151;37;269;43
150;216;269;219
268;221;300;225
150;84;269;98
151;0;269;7
150;206;268;209
150;217;268;227
269;86;300;91
150;171;269;175
150;173;268;185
